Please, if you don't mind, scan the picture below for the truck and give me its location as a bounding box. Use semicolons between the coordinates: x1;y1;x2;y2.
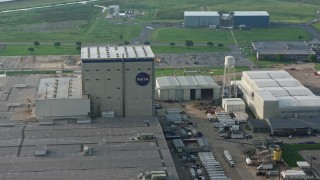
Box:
223;150;235;167
267;171;279;177
257;163;273;170
281;170;306;179
231;132;244;139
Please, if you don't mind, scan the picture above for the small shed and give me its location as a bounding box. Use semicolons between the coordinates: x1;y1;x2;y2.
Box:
222;98;246;112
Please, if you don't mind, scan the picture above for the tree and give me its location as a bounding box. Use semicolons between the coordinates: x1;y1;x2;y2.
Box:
76;41;82;46
28;47;34;53
124;41;130;45
298;35;303;39
54;42;61;48
185;40;194;48
217;43;224;48
76;46;81;51
275;54;284;61
34;41;40;47
144;41;150;45
170;42;175;47
119;34;123;40
308;54;317;62
207;42;214;47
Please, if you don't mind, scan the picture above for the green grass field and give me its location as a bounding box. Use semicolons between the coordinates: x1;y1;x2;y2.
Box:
315;63;320;70
0;44;79;56
151;45;229;53
282;144;320;167
150;27;312;45
155;66;249;77
0;0;318;46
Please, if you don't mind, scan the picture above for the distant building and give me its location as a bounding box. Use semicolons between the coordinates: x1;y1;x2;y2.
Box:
81;45;155;118
109;5;120;17
233;11;269;27
252;41;315;60
184;11;220;27
184;11;269;28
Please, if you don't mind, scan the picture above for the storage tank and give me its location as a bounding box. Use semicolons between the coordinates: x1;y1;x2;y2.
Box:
269;145;280;154
224;56;235;68
273;147;282;161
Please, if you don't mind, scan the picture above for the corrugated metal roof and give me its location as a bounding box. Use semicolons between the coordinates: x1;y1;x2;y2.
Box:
234;11;269;16
184;11;219;16
156;76;219;89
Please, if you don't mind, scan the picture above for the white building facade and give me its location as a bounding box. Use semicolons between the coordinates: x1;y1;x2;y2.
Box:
239;70;320;119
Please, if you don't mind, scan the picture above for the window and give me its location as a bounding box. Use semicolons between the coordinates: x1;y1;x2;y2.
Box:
85;79;89;81
96;79;99;81
117;87;120;89
126;68;130;71
117;69;120;71
107;69;111;71
95;69;99;71
107;97;111;99
147;68;151;70
107;78;111;80
85;69;89;71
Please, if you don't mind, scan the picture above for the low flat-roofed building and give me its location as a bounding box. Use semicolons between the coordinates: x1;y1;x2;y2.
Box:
267;117;320;136
35;77;90;121
252;41;315;60
222;98;246;112
233;11;269;27
156;76;221;102
184;11;220;27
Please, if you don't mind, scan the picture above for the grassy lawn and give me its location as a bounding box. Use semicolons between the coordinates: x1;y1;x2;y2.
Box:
315;63;320;71
151;45;229;53
150;28;234;44
150;26;312;45
0;70;74;76
282;144;320;167
247;54;297;68
234;27;312;44
0;44;80;56
0;0;318;46
312;22;320;32
155;66;249;77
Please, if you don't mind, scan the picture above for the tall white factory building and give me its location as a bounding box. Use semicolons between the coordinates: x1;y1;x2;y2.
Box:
81;45;155;118
239;70;320;119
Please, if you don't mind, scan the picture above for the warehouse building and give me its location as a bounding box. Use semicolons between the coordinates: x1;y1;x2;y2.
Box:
239;70;320;119
233;11;269;27
184;11;220;27
35;78;90;122
248;119;270;133
81;45;155;118
184;11;269;28
267;118;320;136
252;41;315;60
156;76;221;102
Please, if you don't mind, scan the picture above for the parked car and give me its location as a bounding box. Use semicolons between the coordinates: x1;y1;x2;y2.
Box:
256;171;266;176
154;103;162;109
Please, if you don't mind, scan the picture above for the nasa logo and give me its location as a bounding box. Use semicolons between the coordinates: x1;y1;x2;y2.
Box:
136;72;150;86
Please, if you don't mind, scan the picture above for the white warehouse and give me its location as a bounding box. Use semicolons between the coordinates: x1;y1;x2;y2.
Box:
184;11;220;27
156;76;221;101
35;78;90;122
239;70;320;119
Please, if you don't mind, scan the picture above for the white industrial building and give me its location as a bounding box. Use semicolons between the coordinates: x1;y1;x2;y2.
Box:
34;78;90;122
184;11;220;27
81;45;155;118
239;70;320;119
156;76;221;101
222;98;246;112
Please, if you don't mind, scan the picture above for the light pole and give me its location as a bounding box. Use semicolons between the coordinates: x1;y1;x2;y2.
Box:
311;156;316;177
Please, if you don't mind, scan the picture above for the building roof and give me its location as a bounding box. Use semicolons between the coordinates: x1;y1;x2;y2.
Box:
234;11;269;16
81;45;154;60
268;118;320;130
156;76;220;89
36;78;83;100
252;41;315;55
241;70;320;108
248;119;270;129
184;11;219;16
222;98;245;105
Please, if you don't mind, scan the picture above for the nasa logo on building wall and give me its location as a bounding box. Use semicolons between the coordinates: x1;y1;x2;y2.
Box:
136;72;150;86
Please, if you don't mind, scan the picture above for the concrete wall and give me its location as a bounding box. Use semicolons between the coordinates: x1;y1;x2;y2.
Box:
82;59;154;117
35;96;90;120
